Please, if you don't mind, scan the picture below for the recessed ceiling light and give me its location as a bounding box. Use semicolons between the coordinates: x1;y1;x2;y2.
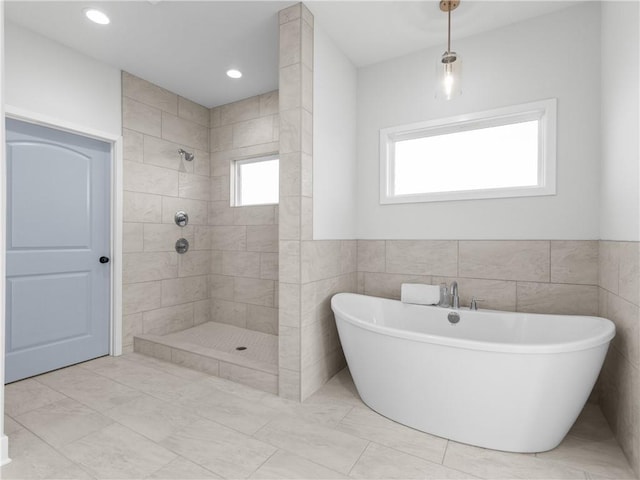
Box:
84;8;110;25
226;69;243;79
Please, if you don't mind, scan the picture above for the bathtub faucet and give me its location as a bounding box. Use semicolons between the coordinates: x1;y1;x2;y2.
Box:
450;281;459;309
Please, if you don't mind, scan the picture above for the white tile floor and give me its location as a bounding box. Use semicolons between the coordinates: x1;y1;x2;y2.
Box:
1;353;635;479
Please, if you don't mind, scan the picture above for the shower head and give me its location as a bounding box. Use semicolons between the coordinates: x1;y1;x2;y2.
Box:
178;148;194;162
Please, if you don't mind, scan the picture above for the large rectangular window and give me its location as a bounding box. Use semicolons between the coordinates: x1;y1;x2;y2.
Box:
380;99;556;204
233;154;279;206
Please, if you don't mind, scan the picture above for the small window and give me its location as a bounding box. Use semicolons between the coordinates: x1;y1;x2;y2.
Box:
232;155;279;206
380;99;556;204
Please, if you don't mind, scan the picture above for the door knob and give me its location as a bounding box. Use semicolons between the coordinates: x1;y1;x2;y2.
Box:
99;256;110;264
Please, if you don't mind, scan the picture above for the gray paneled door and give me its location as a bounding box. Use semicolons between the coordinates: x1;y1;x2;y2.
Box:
5;118;111;383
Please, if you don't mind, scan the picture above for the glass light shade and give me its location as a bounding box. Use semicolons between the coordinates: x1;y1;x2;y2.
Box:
84;8;110;25
436;51;462;100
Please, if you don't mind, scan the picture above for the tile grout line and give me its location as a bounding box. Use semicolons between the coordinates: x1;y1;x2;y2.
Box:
12;396;121;478
79;356;195;394
363;436;455;473
334;404;355;426
246;446;279;478
6;380;71;419
441;439;450;465
346;440;371;476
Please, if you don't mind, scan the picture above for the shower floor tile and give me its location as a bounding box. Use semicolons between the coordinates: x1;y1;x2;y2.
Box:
163;322;277;366
134;322;278;394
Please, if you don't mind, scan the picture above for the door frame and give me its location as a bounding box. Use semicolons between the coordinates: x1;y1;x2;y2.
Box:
4;105;124;357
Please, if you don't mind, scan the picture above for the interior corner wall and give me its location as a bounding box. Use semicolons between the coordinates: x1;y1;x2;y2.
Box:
598;1;640;476
312;22;358;239
0;0;9;466
599;1;640;242
4;22;121;137
356;2;601;240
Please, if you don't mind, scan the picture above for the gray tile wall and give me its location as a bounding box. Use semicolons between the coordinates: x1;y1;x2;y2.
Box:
122;72;211;351
597;241;639;474
300;241;357;400
209;92;279;335
357;240;599;316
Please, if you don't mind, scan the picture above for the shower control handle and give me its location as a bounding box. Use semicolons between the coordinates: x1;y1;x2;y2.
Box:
175;211;189;227
175;238;189;254
99;256;110;264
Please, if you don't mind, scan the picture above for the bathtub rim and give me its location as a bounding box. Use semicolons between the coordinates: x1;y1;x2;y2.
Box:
331;292;615;355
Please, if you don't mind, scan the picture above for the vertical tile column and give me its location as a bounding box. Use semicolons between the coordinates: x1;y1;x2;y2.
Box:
278;3;314;400
278;3;357;401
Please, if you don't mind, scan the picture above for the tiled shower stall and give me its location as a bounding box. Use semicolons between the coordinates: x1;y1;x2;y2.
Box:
122;74;283;392
122;4;358;402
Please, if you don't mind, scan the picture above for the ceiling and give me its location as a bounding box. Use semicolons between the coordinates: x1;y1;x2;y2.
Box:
4;1;578;108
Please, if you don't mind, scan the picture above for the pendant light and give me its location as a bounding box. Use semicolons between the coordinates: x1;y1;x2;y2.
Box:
436;0;461;100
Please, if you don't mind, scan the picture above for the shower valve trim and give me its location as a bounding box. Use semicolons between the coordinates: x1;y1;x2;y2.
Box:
178;148;194;161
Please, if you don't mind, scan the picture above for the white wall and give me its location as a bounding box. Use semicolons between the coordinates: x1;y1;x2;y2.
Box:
313;23;358;239
0;0;8;467
357;3;601;240
599;1;640;242
5;22;121;137
1;23;122;461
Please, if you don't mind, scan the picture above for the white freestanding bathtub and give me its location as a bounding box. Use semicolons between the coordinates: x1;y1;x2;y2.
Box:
331;293;615;453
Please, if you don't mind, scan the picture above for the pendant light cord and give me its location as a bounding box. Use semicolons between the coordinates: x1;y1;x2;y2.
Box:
447;3;451;53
